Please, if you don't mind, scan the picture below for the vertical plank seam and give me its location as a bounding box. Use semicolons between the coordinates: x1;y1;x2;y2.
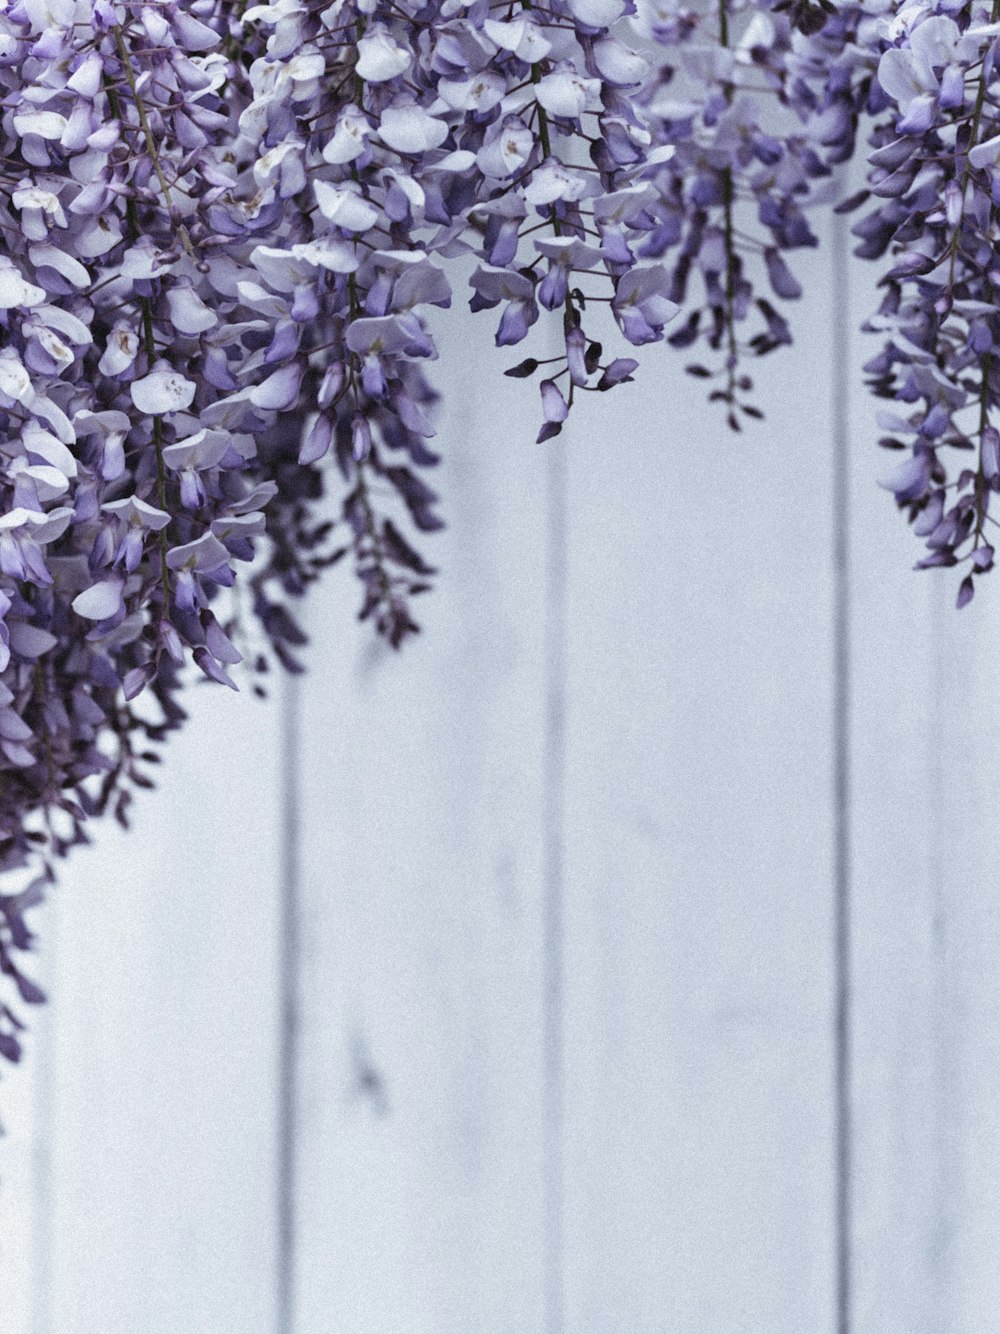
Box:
831;209;852;1334
277;672;301;1334
543;438;567;1334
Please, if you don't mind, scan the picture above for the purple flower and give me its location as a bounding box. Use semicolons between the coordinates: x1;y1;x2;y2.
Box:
613;267;679;344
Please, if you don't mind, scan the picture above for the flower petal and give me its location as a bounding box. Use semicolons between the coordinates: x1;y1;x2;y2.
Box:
131;366;197;416
72;578;124;621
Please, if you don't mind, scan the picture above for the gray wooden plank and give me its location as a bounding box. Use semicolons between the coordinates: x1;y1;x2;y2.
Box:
845;243;948;1334
931;587;1000;1329
844;213;1000;1334
923;583;1000;1330
850;193;1000;1324
560;239;839;1332
38;682;283;1334
293;309;551;1333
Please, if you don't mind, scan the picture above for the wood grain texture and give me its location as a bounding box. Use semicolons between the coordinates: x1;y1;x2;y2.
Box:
856;449;1000;1325
293;308;553;1333
9;220;1000;1334
932;587;1000;1331
844;244;952;1334
559;240;839;1333
34;683;284;1334
845;225;1000;1332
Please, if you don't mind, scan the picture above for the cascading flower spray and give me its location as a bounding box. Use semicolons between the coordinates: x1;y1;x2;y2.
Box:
0;0;999;1070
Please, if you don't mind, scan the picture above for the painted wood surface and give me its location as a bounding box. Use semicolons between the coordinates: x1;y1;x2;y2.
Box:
293;305;553;1334
558;236;839;1333
846;239;1000;1329
8;683;285;1334
845;219;947;1334
4;222;1000;1333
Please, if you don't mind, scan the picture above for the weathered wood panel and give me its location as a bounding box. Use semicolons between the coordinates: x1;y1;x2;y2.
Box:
933;594;1000;1330
293;309;552;1332
844;231;945;1334
9;214;1000;1334
32;683;284;1334
847;227;1000;1331
889;236;1000;1329
559;239;839;1332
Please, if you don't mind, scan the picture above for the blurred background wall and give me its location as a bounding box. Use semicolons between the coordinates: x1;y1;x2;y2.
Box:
4;218;1000;1334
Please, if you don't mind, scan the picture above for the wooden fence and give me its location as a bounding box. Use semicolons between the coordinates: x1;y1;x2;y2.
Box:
5;221;1000;1333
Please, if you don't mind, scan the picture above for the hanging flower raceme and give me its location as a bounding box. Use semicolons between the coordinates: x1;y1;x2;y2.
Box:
2;0;1000;1070
633;0;878;426
841;0;1000;607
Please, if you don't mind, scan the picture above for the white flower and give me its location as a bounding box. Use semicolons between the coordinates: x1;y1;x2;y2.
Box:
166;285;218;336
102;496;172;529
13;110;68;140
29;243;89;289
592;38;648;86
161;429;234;472
33;305;91;346
289;238;361;273
878;15;963;111
477;116;534;179
10;458;69;501
249;363;302;410
313;180;380;231
72;578;125;622
166;532;232;572
378;105;448;154
12;186;67;240
323;106;372;164
566;0;625;25
345;315;417;356
253;141;306;197
99;324;140;378
21;0;77;31
0;261;45;309
281;51;325;99
356;26;412;82
66;52;104;98
382;168;425;214
534;237;603;269
130;365;197;416
119;243;173;281
0;506;73;542
525;160;599;206
438;71;505;114
30;325;74;371
0;350;35;406
73;213;125;259
23;423;77;479
483;18;552;62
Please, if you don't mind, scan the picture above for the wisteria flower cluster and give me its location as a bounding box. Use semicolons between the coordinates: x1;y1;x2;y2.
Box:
853;0;1000;608
0;0;998;1065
